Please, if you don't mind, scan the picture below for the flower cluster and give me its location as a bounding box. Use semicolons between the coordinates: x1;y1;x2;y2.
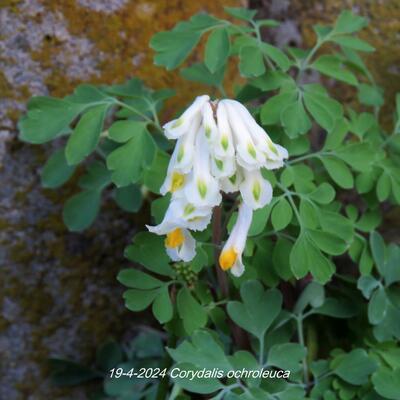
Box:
147;95;287;276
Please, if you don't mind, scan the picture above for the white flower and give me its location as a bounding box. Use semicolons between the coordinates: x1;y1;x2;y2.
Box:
223;100;266;171
239;168;272;210
184;126;222;207
165;228;196;262
219;202;253;276
226;99;288;169
147;198;212;234
202;101;218;142
148;94;288;268
214;101;235;159
163;95;209;139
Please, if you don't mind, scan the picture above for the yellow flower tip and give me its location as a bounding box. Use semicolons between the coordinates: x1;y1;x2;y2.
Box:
219;248;238;271
165;228;185;248
170;172;185;192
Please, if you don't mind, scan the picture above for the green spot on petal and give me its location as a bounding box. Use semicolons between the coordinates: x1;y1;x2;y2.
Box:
229;174;236;184
177;146;184;163
247;143;257;159
268;141;278;156
205;126;211;138
215;159;224;170
252;180;261;201
197;180;207;199
184;204;195;216
221;135;229;151
172;118;183;128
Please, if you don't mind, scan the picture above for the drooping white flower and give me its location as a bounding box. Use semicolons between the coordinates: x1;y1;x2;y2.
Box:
223;100;266;171
184;126;222;207
147;198;212;262
227;99;288;168
148;94;288;267
239;168;272;210
219;202;253;276
163;95;209;139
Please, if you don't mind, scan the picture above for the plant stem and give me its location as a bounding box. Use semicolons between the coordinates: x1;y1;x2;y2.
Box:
296;315;309;385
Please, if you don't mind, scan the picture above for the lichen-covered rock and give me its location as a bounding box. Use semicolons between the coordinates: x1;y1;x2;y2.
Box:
0;1;240;398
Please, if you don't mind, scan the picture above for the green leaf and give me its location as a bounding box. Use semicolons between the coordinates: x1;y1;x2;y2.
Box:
385;245;400;286
370;231;386;275
107;129;156;187
312;55;358;86
177;287;207;334
261;91;297;125
271;197;293;231
171;363;223;394
290;234;310;279
368;287;388;325
331;36;374;52
143;150;169;194
260;43;291;71
309;183;335;204
248;203;273;237
291;234;335;284
224;6;257;21
151;32;200;70
303;87;343;131
108;120;148;143
372;367;400;400
358;84;384;107
78;160;111;190
376;172;391;201
117;269;163;289
318;211;354;244
152;286;173;324
239;46;266;78
299;200;319;229
205;28;230;73
125;232;173;276
268;343;306;372
65;104;108;165
272;238;293;281
123;288;159;311
323;119;348;150
19;96;85;144
307;229;348;256
63;189;101;231
334;11;368;34
181;62;225;86
169;330;231;372
357;276;380;299
313;298;357;318
295;282;325;314
320;156;353;189
41;149;76;188
150;14;220;69
114;185;142;213
227;281;282;338
356;211;381;233
333;349;377;385
281;100;312;138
